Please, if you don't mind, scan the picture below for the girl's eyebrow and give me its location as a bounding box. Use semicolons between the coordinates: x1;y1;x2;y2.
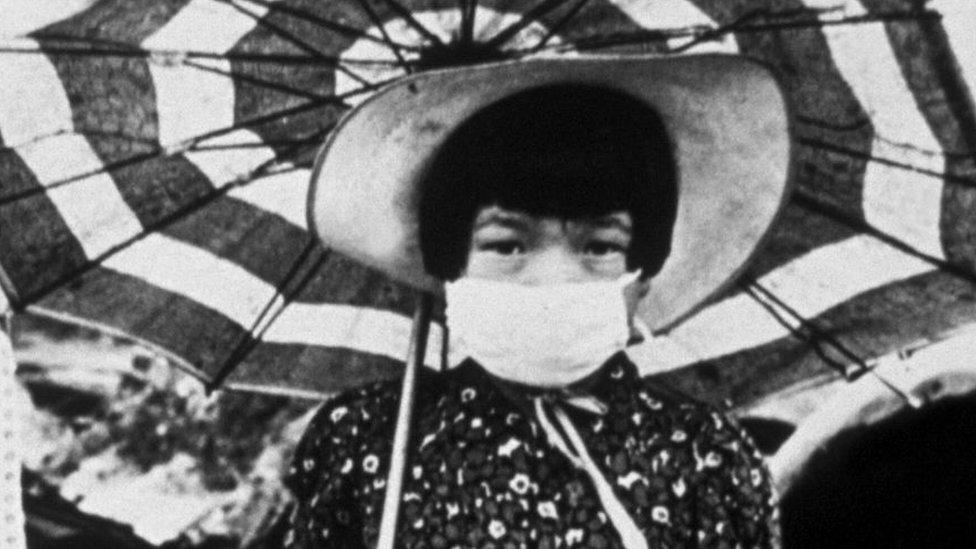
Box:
473;209;532;231
583;214;633;234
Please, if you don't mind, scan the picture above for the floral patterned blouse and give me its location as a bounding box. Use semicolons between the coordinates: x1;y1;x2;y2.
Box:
284;353;777;548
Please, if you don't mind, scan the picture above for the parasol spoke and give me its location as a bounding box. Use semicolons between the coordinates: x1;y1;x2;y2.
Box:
0;75;397;206
10;143;314;310
798;137;976;188
371;0;446;47
529;0;593;53
743;280;919;405
739;280;858;379
207;241;331;391
795;114;872;133
352;0;413;74
211;0;375;88
0;39;405;68
458;0;477;46
16;31;413;67
181;58;331;101
512;7;939;54
228;0;422;52
793;189;976;287
797;117;972;159
484;0;574;50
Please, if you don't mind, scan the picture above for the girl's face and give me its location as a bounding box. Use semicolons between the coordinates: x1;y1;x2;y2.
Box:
463;205;634;284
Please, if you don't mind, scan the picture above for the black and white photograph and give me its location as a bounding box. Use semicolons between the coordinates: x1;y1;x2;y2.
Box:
1;1;975;547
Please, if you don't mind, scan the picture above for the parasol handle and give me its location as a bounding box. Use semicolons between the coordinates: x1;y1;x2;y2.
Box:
377;292;434;549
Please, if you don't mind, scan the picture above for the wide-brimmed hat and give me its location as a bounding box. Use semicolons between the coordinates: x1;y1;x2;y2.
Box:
309;54;794;332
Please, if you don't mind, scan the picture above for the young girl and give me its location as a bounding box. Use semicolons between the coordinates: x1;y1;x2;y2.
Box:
287;55;791;548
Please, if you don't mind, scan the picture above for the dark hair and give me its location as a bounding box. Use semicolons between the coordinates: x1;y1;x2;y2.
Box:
418;83;678;280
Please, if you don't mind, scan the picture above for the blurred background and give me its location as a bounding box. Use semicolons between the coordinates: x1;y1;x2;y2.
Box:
8;314;314;549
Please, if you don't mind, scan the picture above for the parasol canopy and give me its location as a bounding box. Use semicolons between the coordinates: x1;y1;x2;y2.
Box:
1;0;975;408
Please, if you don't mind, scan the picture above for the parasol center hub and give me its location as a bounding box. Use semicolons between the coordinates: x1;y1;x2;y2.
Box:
413;43;511;71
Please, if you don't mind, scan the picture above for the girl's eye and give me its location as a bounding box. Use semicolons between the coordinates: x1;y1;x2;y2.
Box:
481;240;525;256
584;241;626;257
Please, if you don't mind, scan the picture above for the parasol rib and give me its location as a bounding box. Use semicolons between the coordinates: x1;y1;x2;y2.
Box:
799;137;976;187
911;14;976;160
516;8;938;54
742;280;853;377
793;189;976;286
744;281;920;406
208;239;330;391
530;0;593;52
743;281;869;370
485;0;574;50
0;39;402;68
372;0;446;47
10;120;332;311
212;0;374;88
227;0;421;51
181;58;334;101
458;0;477;46
352;0;413;74
0;75;397;206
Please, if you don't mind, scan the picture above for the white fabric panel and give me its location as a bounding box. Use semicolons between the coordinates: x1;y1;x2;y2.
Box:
183;129;277;184
103;233;276;326
0;1;96;37
103;234;444;367
664;235;935;362
142;0;268;148
861;143;946;258
0;39;74;147
609;0;738;53
17;135;143;258
227;169;311;230
141;0;268;53
267;303;445;369
930;0;976;95
144;60;238;149
809;0;946;259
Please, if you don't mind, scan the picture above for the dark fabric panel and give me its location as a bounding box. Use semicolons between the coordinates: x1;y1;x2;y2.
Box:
686;0;873;283
229;342;407;394
230;0;346;158
739;194;860;285
33;266;248;376
657;269;976;409
35;0;191;45
161;194;313;288
87;137;215;227
0;151;89;304
859;0;976;273
292;251;423;311
41;49;158;143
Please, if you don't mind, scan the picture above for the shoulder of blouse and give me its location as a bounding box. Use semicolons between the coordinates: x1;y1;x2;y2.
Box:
633;374;764;457
286;369;454;496
286;379;399;495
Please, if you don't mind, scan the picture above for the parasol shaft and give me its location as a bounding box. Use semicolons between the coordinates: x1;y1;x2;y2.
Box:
377;292;434;549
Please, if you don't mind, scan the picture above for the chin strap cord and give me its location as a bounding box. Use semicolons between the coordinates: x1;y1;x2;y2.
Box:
533;395;649;549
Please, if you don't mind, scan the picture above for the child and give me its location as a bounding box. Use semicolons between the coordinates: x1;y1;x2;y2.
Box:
288;55;791;548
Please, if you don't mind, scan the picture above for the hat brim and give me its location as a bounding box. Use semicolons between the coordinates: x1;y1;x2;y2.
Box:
309;54;795;332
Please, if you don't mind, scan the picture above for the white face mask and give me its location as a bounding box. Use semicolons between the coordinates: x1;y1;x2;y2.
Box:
445;272;639;388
